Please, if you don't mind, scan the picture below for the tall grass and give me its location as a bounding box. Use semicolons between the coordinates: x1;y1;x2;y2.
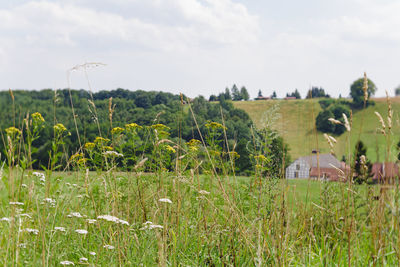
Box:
1;74;400;266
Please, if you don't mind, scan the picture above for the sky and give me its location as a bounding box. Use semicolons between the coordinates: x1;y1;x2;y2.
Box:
0;0;399;99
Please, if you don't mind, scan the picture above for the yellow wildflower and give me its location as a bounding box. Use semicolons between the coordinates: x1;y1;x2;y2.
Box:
125;123;142;130
165;145;176;153
103;146;113;151
151;124;170;131
5;127;22;137
54;123;67;134
111;127;124;135
94;137;110;144
205;121;226;130
254;155;267;161
70;153;83;162
84;142;95;150
31;112;45;123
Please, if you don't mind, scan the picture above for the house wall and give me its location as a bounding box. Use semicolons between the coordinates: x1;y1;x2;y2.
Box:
286;159;310;179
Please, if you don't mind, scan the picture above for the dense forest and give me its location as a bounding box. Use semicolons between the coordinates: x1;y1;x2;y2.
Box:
0;89;289;175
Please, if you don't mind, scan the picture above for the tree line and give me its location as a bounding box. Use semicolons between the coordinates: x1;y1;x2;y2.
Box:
0;88;289;176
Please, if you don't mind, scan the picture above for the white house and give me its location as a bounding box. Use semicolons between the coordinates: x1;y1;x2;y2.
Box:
286;153;342;179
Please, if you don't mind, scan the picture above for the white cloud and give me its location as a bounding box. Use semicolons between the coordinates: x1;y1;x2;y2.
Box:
0;0;259;51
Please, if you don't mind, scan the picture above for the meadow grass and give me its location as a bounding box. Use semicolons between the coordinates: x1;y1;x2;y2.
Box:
234;98;400;162
2;79;400;266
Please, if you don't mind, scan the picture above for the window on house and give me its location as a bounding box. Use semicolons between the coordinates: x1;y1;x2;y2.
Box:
296;164;300;170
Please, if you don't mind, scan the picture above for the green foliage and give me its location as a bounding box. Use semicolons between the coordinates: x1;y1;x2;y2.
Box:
316;110;335;133
0;88;286;175
231;84;241;101
318;98;335;109
316;103;350;135
306;87;330;99
240;86;250;101
350;77;377;109
286;89;301;99
353;141;372;184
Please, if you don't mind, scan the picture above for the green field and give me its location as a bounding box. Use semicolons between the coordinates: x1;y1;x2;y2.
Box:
234;98;400;163
1;167;396;266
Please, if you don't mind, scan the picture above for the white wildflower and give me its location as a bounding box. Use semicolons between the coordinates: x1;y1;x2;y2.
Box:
97;215;129;226
199;190;210;195
118;219;129;226
18;243;27;248
89;252;96;256
33;172;45;182
103;245;115;250
21;184;27;188
86;219;97;224
54;227;66;232
159;198;172;204
103;151;123;157
140;221;163;230
9;201;24;206
60;261;74;266
0;217;11;222
68;212;83;218
149;224;163;229
21;228;39;235
79;257;88;262
43;198;56;207
75;229;88;235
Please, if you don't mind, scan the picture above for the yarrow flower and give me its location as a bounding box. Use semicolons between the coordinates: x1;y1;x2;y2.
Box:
43;198;56;207
54;227;66;232
159;198;172;204
86;219;97;224
60;261;74;266
140;221;164;230
97;215;129;225
21;228;39;235
67;212;83;218
103;245;115;250
75;229;88;235
89;252;96;256
79;257;88;262
0;217;11;222
199;190;210;195
9;201;24;206
33;172;45;182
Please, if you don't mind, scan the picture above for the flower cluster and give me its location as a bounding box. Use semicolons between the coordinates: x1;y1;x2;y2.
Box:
54;123;67;134
111;127;124;135
31;112;45;123
97;215;129;225
5;127;22;137
205;121;226;130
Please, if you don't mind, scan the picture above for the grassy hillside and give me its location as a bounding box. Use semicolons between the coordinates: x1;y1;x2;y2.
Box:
234;98;400;163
